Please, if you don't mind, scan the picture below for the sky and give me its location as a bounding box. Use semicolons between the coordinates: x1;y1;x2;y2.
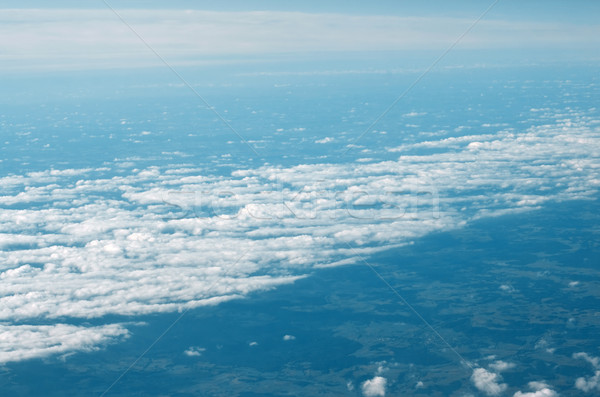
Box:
1;1;599;71
4;0;600;22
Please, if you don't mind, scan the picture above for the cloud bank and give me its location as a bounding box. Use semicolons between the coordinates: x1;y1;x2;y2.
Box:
0;112;598;362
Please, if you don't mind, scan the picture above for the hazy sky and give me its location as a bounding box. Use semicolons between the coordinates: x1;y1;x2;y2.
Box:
1;1;599;71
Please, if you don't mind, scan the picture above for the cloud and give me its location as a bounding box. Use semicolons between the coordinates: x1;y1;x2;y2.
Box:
574;352;600;368
575;372;600;393
283;334;296;341
315;137;335;144
362;376;387;397
0;323;128;364
574;352;600;392
0;113;598;362
489;360;516;372
513;381;557;397
471;368;507;396
0;9;599;70
183;346;205;357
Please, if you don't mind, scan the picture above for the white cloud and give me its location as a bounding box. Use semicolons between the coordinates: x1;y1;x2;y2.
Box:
184;346;205;357
513;381;557;397
0;323;128;364
283;334;296;341
575;372;600;393
362;376;387;397
0;113;598;362
471;368;507;396
315;137;335;144
574;352;600;392
489;360;516;372
0;9;599;70
574;352;600;369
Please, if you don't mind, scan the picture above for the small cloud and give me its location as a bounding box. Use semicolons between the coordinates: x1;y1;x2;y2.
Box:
569;281;580;287
362;376;387;397
513;381;558;397
534;338;555;354
402;111;426;117
249;341;258;347
489;360;516;372
283;334;296;341
471;368;507;396
415;381;424;389
347;381;354;391
183;346;205;357
315;137;334;144
500;284;516;293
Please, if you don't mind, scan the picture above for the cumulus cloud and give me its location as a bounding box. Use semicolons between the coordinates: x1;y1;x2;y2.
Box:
489;360;516;372
283;334;296;341
471;368;507;396
362;376;387;397
183;346;206;357
574;352;600;392
315;137;335;144
0;113;598;362
513;381;557;397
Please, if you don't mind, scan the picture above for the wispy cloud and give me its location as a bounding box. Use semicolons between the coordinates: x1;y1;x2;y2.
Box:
1;9;599;70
